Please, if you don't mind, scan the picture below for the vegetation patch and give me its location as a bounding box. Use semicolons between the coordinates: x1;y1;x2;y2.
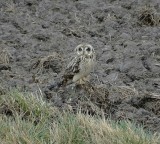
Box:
0;90;159;144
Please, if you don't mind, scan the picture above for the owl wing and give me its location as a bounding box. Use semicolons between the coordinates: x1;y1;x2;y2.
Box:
61;56;81;86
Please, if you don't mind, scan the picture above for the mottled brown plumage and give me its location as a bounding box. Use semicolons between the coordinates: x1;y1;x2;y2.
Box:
61;56;81;86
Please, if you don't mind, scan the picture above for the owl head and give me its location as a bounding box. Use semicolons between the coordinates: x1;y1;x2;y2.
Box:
75;43;95;57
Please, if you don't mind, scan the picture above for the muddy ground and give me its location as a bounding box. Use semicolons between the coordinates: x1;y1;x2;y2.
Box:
0;0;160;132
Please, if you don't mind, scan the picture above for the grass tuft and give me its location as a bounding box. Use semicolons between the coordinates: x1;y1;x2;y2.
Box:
0;90;160;144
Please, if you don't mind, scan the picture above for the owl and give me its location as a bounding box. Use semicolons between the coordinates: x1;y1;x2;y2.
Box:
60;43;96;86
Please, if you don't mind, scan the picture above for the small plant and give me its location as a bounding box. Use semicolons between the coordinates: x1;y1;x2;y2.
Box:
137;6;160;26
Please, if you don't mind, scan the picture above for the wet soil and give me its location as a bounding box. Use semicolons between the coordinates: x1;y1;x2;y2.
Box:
0;0;160;132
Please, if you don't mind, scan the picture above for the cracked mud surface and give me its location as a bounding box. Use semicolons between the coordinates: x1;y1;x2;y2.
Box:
0;0;160;132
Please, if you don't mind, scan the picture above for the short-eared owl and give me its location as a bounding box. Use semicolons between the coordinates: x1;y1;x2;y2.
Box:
61;43;96;86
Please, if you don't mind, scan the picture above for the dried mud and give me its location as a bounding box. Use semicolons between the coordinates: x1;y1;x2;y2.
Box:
0;0;160;132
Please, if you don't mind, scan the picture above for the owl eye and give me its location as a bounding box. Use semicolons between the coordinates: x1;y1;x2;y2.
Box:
78;47;82;51
86;47;91;52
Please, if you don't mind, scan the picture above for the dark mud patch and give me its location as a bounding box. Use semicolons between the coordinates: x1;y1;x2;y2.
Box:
0;0;160;133
44;82;160;132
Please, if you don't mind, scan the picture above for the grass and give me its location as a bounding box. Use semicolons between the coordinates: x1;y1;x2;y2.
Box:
0;90;160;144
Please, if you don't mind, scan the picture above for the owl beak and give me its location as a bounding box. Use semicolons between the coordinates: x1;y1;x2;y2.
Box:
82;50;85;55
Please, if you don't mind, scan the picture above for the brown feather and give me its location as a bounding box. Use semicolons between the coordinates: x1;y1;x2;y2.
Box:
61;56;81;86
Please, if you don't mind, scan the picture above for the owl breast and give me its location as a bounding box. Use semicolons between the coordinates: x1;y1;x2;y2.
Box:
72;58;95;82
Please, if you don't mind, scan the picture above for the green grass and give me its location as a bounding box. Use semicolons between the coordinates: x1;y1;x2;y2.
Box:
0;90;160;144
